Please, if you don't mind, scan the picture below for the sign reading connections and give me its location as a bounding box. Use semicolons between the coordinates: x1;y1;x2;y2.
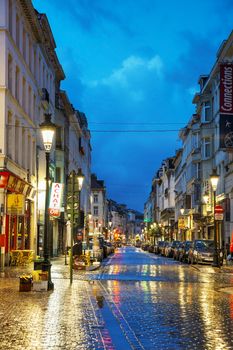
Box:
219;64;233;150
220;64;233;114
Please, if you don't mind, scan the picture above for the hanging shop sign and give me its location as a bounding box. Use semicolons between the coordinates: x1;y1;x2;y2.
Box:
178;218;186;229
49;183;63;217
220;64;233;114
6;193;25;215
0;171;33;196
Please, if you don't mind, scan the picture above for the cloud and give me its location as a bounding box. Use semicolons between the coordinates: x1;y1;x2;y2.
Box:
88;54;164;105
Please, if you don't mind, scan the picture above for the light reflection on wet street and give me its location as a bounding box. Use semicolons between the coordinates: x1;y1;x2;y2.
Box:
88;246;233;349
1;246;233;349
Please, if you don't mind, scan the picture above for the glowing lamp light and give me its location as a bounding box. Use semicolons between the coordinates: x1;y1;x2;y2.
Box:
210;168;220;192
77;168;85;191
180;206;185;215
39;113;56;153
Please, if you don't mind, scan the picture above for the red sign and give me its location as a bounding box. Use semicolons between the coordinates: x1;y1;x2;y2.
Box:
0;172;9;188
48;208;60;217
0;235;6;247
215;205;224;214
220;64;233;114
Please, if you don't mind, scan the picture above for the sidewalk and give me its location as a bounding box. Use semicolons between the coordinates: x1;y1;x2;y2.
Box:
191;260;233;274
0;255;101;281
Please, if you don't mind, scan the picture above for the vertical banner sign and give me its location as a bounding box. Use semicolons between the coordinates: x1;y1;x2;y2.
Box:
220;114;233;149
220;64;233;114
48;183;63;217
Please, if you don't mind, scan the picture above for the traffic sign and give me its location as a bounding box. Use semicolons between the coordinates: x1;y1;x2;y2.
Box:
215;213;224;221
214;205;224;214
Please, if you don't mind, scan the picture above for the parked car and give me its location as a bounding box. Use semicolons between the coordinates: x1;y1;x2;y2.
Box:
169;241;181;258
155;241;165;255
178;241;192;262
103;241;114;258
141;243;150;251
187;239;223;265
173;241;184;260
164;242;172;257
148;244;156;253
160;241;169;256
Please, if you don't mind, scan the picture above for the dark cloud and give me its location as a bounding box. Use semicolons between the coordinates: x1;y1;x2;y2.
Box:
48;0;135;36
167;31;217;89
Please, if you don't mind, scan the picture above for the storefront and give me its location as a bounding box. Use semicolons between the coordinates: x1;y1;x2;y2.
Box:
0;171;35;265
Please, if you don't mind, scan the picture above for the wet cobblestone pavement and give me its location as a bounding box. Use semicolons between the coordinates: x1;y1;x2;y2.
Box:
1;247;233;349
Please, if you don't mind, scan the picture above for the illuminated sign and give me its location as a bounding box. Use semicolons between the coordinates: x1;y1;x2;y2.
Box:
49;183;63;217
7;194;25;215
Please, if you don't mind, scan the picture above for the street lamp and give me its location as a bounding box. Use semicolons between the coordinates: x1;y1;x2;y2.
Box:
69;168;85;284
180;206;185;216
210;168;220;267
39;113;56;291
77;167;84;240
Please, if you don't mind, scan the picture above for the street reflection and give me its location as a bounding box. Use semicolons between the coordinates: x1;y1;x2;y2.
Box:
97;247;233;349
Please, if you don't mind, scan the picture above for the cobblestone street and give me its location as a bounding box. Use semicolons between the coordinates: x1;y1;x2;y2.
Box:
1;247;233;349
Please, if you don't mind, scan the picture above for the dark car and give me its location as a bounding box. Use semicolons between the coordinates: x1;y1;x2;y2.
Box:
173;241;184;260
164;242;172;257
169;240;181;258
178;240;192;262
155;241;166;255
148;244;156;253
187;239;223;265
160;241;169;256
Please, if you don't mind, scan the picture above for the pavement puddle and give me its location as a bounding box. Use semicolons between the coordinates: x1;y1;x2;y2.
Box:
95;293;133;350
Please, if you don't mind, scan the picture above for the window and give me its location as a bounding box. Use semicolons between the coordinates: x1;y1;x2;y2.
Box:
16;15;20;48
8;54;13;93
94;194;98;203
28;85;32;117
192;132;199;149
56;167;61;183
93;206;98;216
203;137;211;158
22;77;26;110
225;198;230;222
8;0;13;35
33;49;36;77
23;29;27;60
202;101;211;122
15;66;20;101
7;112;13;159
56;126;62;149
15;119;20;164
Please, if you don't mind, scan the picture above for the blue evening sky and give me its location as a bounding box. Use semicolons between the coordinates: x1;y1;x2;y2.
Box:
33;0;233;212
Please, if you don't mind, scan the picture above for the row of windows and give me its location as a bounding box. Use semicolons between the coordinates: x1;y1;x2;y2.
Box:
8;0;54;97
8;54;37;123
7;111;35;175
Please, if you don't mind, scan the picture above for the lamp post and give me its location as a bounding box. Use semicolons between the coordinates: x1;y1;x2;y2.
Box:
210;168;220;267
69;168;84;284
108;221;112;241
39;113;56;291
